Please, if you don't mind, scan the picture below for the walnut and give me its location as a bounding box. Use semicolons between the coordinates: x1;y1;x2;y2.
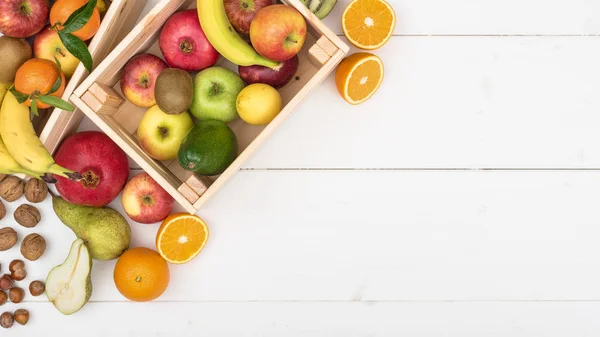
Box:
0;174;6;183
0;176;23;202
0;228;17;251
24;179;48;203
0;200;4;221
20;233;46;261
14;204;40;228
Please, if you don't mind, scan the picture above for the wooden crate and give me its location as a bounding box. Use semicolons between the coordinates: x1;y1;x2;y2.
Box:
33;0;147;154
71;0;350;214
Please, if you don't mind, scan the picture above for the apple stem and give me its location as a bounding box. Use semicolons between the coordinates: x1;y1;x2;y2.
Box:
56;48;66;57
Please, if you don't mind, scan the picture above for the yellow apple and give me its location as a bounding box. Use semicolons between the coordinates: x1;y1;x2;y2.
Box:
33;26;80;78
236;83;282;125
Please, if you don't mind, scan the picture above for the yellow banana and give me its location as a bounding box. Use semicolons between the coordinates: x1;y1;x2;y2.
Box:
197;0;280;69
0;82;11;103
0;136;47;180
0;91;77;180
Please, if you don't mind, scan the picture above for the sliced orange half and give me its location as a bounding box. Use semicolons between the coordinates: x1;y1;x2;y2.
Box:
156;213;209;264
335;52;384;105
342;0;396;50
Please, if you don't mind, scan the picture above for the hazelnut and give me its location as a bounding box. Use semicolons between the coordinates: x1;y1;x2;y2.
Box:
0;176;24;202
0;292;6;305
29;280;45;296
24;178;48;203
8;287;23;304
0;200;5;221
8;260;24;274
0;275;13;291
13;309;28;326
20;233;46;261
14;204;41;228
0;311;13;329
0;227;17;251
9;260;26;281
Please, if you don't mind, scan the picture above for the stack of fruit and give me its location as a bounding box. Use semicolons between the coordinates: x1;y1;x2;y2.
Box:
120;0;308;176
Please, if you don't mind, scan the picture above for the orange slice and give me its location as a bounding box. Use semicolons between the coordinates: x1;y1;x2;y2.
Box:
156;213;209;264
335;52;384;105
342;0;396;50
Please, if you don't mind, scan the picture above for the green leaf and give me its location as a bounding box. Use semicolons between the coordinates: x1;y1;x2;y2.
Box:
54;55;63;73
59;32;93;72
37;95;75;112
61;0;98;34
47;64;63;95
9;89;30;104
31;99;38;116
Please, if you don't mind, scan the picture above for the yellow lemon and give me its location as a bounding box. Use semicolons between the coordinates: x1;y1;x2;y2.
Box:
236;84;282;125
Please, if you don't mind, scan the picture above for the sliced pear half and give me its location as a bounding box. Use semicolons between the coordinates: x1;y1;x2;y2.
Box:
46;239;93;315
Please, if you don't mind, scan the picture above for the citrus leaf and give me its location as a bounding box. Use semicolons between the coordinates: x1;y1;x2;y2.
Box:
31;99;38;116
37;95;75;111
61;0;98;34
47;71;63;96
9;89;30;104
59;32;93;72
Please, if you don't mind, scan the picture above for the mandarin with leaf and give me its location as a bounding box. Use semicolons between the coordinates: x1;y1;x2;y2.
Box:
50;0;101;41
14;58;66;109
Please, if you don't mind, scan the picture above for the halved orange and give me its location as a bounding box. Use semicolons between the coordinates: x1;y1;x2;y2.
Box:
156;213;209;264
342;0;396;50
335;52;384;105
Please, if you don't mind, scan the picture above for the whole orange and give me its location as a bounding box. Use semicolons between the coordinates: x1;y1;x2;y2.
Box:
113;247;170;302
50;0;101;41
14;58;66;109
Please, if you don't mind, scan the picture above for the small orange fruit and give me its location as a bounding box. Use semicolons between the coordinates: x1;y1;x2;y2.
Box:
156;213;209;264
50;0;101;41
335;52;384;105
113;247;170;302
342;0;396;50
14;58;66;109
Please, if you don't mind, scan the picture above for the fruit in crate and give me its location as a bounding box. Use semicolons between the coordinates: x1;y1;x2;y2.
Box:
0;0;49;38
197;0;279;69
50;0;101;41
224;0;274;35
113;247;170;302
121;54;168;108
15;58;66;108
54;131;129;207
250;4;307;62
299;0;338;19
137;105;194;161
239;54;299;89
46;239;92;315
190;66;245;123
33;26;80;78
155;68;194;115
53;196;132;260
0;36;32;82
122;172;174;224
159;9;219;72
336;52;384;105
237;83;282;125
178;120;238;176
156;213;209;264
341;0;396;50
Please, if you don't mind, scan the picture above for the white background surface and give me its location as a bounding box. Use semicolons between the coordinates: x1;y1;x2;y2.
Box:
5;0;600;335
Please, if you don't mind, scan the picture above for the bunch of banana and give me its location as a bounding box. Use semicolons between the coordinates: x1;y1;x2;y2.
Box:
0;88;78;182
197;0;280;69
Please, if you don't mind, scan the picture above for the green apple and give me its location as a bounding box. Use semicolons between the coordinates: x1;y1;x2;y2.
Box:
190;66;246;123
137;105;194;161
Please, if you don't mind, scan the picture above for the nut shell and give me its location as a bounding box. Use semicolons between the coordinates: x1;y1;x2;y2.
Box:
0;311;13;329
14;204;41;228
0;200;5;220
13;309;28;326
29;280;45;296
0;176;23;202
0;228;16;251
8;287;23;303
0;291;6;305
0;174;6;183
0;275;12;291
20;233;46;261
25;178;48;203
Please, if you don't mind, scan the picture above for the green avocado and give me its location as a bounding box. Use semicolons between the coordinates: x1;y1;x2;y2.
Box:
178;120;238;176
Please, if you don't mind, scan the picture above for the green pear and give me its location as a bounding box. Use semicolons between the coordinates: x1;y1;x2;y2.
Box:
53;196;131;260
46;239;93;315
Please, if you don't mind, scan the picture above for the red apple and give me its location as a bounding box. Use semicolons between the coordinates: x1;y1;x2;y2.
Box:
121;54;168;108
122;172;174;224
249;4;306;62
54;131;130;208
159;9;219;72
33;26;80;78
224;0;274;35
239;54;299;89
0;0;48;38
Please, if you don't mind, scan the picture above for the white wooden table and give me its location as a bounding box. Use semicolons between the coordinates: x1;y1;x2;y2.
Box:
6;0;600;335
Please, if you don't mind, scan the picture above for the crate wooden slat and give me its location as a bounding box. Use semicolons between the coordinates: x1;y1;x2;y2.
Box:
71;0;350;213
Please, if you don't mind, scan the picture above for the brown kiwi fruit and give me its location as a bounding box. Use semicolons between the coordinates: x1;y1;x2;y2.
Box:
155;68;194;115
0;36;32;82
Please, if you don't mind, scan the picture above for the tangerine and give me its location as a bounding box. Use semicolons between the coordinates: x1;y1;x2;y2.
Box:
113;247;170;302
14;58;66;109
50;0;101;41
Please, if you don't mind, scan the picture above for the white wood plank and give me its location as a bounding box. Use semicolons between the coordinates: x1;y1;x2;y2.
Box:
7;302;600;336
8;171;600;303
245;36;600;169
324;0;600;36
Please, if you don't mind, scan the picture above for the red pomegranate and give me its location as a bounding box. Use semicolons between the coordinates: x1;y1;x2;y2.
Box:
54;131;129;207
